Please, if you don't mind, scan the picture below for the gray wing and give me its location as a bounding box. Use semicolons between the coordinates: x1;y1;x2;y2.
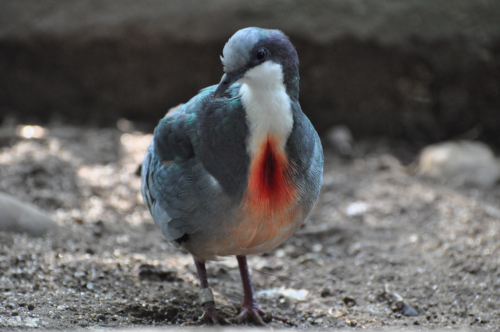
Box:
141;88;228;248
140;100;199;247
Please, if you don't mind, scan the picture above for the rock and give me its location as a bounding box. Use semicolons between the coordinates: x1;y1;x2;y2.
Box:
0;316;41;328
1;1;500;146
418;141;500;186
257;287;309;301
343;296;357;307
326;125;354;156
0;192;59;236
346;201;368;217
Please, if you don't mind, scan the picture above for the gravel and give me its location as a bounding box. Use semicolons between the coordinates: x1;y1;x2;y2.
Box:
0;125;499;329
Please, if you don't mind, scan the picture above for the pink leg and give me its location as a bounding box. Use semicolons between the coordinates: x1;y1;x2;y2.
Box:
183;259;230;326
231;255;268;325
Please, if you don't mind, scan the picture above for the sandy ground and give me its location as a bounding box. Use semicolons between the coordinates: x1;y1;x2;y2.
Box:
0;125;499;329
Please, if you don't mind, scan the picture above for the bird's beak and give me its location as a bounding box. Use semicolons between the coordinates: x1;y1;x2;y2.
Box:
213;70;245;100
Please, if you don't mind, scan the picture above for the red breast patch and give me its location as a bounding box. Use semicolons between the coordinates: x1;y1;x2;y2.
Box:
245;135;296;216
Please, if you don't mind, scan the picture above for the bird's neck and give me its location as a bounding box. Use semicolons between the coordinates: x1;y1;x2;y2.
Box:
239;61;294;157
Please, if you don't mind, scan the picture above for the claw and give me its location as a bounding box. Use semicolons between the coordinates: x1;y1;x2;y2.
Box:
182;302;231;326
230;302;287;325
231;306;266;325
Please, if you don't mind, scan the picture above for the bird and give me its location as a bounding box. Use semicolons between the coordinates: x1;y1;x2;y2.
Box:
141;27;323;325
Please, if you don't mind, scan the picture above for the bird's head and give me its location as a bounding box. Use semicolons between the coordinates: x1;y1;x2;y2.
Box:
214;27;299;100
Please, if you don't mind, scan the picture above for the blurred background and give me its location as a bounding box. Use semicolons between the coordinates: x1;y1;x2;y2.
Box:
1;0;500;146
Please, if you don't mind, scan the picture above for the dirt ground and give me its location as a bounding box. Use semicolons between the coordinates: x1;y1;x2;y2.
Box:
0;124;499;330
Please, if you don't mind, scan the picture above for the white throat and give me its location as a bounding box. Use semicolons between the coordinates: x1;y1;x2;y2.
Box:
238;61;294;156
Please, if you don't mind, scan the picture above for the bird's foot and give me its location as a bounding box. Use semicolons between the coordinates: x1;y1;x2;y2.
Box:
231;303;267;325
230;300;287;325
182;302;231;326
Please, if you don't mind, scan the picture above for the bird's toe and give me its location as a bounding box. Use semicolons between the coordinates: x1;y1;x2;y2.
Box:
231;307;266;326
183;302;231;326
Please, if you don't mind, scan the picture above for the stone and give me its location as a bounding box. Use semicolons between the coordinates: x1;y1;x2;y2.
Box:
326;125;354;156
0;192;59;236
257;287;309;301
418;141;500;187
0;316;41;328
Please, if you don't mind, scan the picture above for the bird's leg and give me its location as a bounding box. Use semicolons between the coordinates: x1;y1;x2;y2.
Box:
183;259;230;326
231;255;268;325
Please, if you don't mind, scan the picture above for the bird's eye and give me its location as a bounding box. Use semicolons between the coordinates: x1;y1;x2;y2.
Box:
255;48;268;62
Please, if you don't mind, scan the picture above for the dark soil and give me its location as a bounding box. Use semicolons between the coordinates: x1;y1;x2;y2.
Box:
0;125;499;329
